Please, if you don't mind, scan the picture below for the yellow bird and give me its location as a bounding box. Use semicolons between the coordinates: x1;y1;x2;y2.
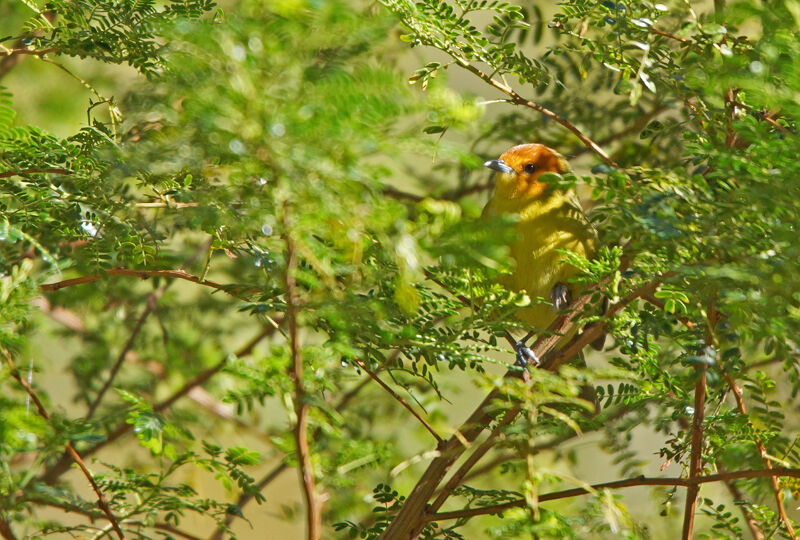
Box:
482;143;598;366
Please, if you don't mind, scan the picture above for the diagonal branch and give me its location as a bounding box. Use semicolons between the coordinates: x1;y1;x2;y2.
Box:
39;324;278;484
84;291;163;419
207;375;374;540
456;61;618;168
3;349;125;540
380;271;667;539
353;358;443;444
722;373;796;538
0;514;18;540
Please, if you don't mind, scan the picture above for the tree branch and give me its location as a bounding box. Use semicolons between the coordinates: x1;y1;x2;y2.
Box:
722;372;796;538
0;514;18;540
41;268;256;297
682;303;717;540
283;213;322;540
457;62;618;168
380;269;667;539
0;168;72;178
84;291;163;419
720;467;765;540
2;349;125;540
353;358;443;444
208;374;374;540
426;468;800;522
39;324;279;484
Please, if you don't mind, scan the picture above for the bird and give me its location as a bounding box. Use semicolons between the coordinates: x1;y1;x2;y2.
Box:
482;143;599;366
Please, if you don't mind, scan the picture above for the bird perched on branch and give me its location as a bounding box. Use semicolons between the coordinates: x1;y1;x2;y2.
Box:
483;143;599;366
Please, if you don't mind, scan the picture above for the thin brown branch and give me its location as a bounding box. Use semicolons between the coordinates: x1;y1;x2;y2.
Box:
85;291;163;419
39;324;278;484
0;168;72;178
283;215;322;540
135;201;200;208
0;47;56;57
682;303;717;540
40;268;255;296
681;366;706;540
429;406;520;512
444;182;493;201
207;462;289;540
723;372;796;538
2;349;125;540
0;11;56;80
208;374;374;540
456;62;617;167
0;514;18;540
426;468;800;522
720;467;765;540
382;186;425;202
642;293;695;329
353;358;443;444
731;100;793;137
650;27;688;43
573;104;668;158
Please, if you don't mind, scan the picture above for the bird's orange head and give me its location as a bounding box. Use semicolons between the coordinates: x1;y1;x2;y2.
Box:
484;143;570;201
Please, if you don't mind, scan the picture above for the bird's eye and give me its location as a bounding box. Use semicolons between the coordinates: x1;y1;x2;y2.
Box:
523;163;537;174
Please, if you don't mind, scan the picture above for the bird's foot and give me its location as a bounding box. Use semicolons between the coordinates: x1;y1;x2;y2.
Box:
550;282;570;311
514;331;539;367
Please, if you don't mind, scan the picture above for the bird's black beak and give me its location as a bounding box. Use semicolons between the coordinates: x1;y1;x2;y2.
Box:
484;159;514;174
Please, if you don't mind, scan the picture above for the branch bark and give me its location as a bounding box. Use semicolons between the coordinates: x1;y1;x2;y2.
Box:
40;268;253;296
427;467;800;522
3;349;125;540
283;213;323;540
353;358;443;444
723;373;796;538
380;272;667;539
39;324;278;484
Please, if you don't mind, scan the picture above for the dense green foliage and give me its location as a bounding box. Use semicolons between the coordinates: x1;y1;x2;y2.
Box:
1;0;800;538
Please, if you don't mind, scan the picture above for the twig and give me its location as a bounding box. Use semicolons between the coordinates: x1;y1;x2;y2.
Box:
720;467;765;540
722;372;796;538
84;291;163;419
353;358;443;444
283;212;322;540
681;366;706;539
457;62;618;168
2;349;125;540
0;168;72;178
426;467;800;522
429;406;520;512
0;11;57;80
0;514;18;540
572;104;668;158
207;375;374;540
207;462;289;540
382;186;425;202
0;47;56;57
134;202;200;208
681;303;716;540
731;100;793;137
39;324;278;484
40;268;256;296
650;27;688;43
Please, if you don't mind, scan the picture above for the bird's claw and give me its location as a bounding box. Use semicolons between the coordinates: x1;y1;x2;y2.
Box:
550;282;570;311
514;333;539;367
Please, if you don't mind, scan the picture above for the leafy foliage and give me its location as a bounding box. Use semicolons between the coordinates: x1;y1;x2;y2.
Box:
2;0;800;537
